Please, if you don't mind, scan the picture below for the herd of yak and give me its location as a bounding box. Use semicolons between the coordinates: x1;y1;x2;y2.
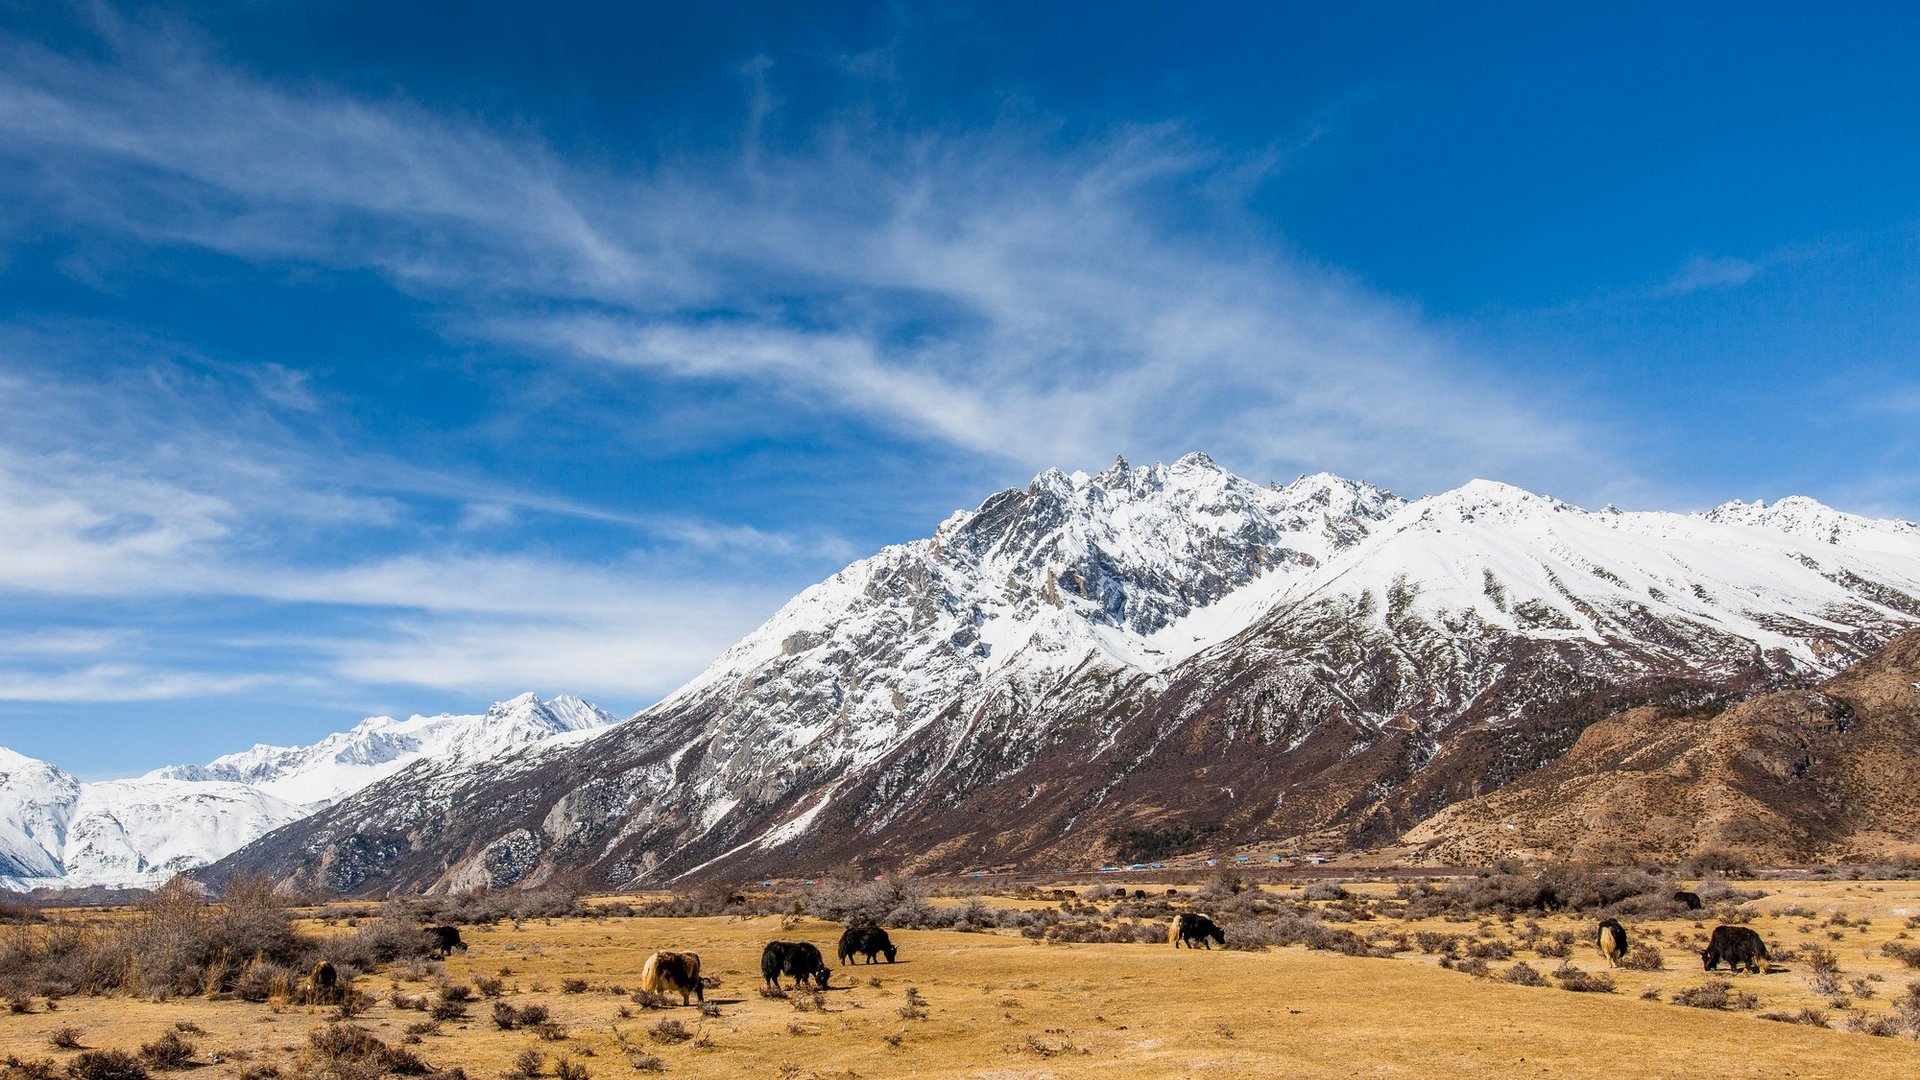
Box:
275;884;1780;1014
618;886;1774;1007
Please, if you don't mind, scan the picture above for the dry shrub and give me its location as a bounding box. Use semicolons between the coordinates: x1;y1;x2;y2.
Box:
1;1057;59;1080
490;1002;548;1030
1760;1007;1831;1027
647;1020;691;1044
1503;962;1547;987
559;978;588;994
65;1051;148;1080
136;1033;194;1071
804;875;932;927
1882;943;1920;969
303;1024;431;1077
47;1029;82;1051
1465;939;1512;961
1551;963;1615;993
1672;980;1758;1010
506;1050;542;1080
1619;945;1665;971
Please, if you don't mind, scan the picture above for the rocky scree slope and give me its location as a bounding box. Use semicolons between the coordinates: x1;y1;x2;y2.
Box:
1403;627;1920;865
203;459;1920;893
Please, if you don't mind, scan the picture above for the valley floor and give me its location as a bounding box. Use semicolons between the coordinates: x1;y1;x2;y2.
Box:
6;879;1920;1078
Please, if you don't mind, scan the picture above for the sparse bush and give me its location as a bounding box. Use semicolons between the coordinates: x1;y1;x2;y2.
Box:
647;1020;691;1044
64;1051;148;1080
559;978;588;994
1504;962;1547;987
1882;942;1920;969
507;1049;543;1080
1760;1007;1830;1027
3;1057;60;1080
136;1034;193;1071
803;875;931;927
1619;945;1665;971
1465;939;1512;961
305;1024;431;1076
1301;882;1349;902
553;1058;587;1080
47;1030;82;1052
1803;945;1843;994
1672;980;1758;1010
1683;849;1752;877
1551;963;1614;993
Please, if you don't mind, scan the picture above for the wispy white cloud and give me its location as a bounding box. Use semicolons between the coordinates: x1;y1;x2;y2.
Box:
1656;255;1766;296
0;664;284;703
0;27;1622;498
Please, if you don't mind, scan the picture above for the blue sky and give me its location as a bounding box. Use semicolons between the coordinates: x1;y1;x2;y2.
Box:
2;2;1916;776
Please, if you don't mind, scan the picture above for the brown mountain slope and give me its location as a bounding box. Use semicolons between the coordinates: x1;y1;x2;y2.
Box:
1402;628;1920;864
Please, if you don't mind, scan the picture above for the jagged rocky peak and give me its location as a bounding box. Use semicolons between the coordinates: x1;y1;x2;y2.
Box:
1704;495;1920;544
926;454;1404;638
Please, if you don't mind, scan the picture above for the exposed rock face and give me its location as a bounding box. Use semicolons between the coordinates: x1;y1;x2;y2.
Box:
1404;629;1920;865
202;459;1920;894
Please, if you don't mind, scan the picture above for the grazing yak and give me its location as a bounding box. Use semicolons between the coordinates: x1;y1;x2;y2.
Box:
307;960;339;1004
838;926;898;965
1170;912;1225;949
1595;919;1628;967
426;925;467;958
762;940;832;990
1672;890;1704;911
639;950;705;1005
1701;925;1769;973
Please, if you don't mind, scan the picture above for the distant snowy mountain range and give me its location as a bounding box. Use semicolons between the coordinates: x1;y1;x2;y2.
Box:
202;456;1920;894
0;694;615;890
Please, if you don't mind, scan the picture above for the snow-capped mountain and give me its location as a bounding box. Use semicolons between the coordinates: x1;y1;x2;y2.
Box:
151;693;616;807
206;458;1920;894
0;694;617;890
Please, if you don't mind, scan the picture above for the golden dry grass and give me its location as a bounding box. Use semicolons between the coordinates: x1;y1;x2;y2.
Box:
4;879;1920;1078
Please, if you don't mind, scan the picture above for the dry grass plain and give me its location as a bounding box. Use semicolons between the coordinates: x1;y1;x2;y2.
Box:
6;879;1920;1079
